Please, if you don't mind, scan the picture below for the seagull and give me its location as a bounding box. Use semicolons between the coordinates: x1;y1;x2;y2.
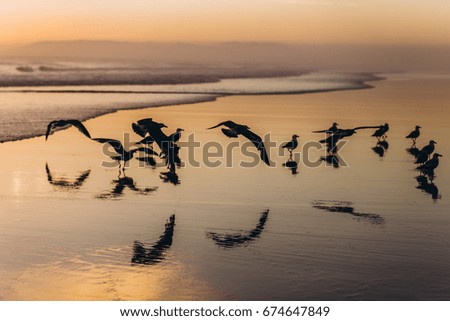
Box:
45;119;91;140
415;140;437;164
417;153;442;172
313;122;339;135
132;118;170;151
207;120;271;165
319;126;379;154
371;123;389;141
168;128;184;144
92;138;158;170
406;125;421;145
281;134;299;152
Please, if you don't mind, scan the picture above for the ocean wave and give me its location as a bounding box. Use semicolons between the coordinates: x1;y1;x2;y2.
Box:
0;71;380;143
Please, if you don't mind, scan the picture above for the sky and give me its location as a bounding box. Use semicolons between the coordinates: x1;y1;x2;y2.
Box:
1;0;450;45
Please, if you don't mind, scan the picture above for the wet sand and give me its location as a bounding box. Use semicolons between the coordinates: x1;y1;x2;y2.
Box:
1;75;450;300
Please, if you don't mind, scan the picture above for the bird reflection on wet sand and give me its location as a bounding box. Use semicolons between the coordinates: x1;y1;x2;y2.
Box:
320;155;341;168
132;214;175;265
206;209;269;248
96;172;158;199
45;163;91;190
372;140;389;157
416;174;440;200
312;200;385;225
283;158;298;175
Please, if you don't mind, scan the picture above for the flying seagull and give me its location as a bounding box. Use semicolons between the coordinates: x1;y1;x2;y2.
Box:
319;125;379;154
92;138;158;170
207;120;271;165
406;125;421;145
132;118;168;149
45;119;91;140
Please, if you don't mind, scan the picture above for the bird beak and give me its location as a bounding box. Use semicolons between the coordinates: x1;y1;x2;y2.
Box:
181;129;185;131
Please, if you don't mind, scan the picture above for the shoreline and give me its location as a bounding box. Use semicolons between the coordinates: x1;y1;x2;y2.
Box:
0;72;382;144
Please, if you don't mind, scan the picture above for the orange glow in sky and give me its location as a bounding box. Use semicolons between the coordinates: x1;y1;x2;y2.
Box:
1;0;450;45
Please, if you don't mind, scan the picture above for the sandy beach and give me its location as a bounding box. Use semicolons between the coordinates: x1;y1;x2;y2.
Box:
0;75;450;300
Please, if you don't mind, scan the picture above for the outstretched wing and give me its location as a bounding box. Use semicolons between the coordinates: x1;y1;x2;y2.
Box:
45;120;58;140
92;138;125;155
207;120;240;130
65;120;91;139
240;128;271;166
133;120;169;150
45;119;90;140
352;126;381;131
132;123;147;138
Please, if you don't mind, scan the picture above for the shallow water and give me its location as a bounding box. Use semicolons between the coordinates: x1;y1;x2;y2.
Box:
0;75;449;300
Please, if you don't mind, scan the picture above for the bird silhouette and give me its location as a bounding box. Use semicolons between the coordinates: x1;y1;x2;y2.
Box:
96;172;157;199
312;200;385;225
206;209;269;248
92;138;158;170
416;175;440;200
320;126;379;154
207;120;271;165
45;119;91;140
417;153;442;172
132;118;169;151
313;122;339;135
168;128;184;144
371;123;389;141
131;214;176;265
45;163;91;190
406;125;421;145
415;140;437;164
281;134;299;153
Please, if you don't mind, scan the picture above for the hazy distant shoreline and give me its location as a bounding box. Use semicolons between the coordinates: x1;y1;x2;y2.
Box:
0;71;382;143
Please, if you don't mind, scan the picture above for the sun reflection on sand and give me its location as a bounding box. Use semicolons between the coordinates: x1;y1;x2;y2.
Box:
5;256;220;300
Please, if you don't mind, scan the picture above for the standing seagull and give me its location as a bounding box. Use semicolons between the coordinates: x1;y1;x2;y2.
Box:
406;125;421;145
417;153;443;172
415;140;437;164
168;128;184;144
46;119;91;140
281;135;299;153
207;120;271;165
371;123;389;141
92;138;158;170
